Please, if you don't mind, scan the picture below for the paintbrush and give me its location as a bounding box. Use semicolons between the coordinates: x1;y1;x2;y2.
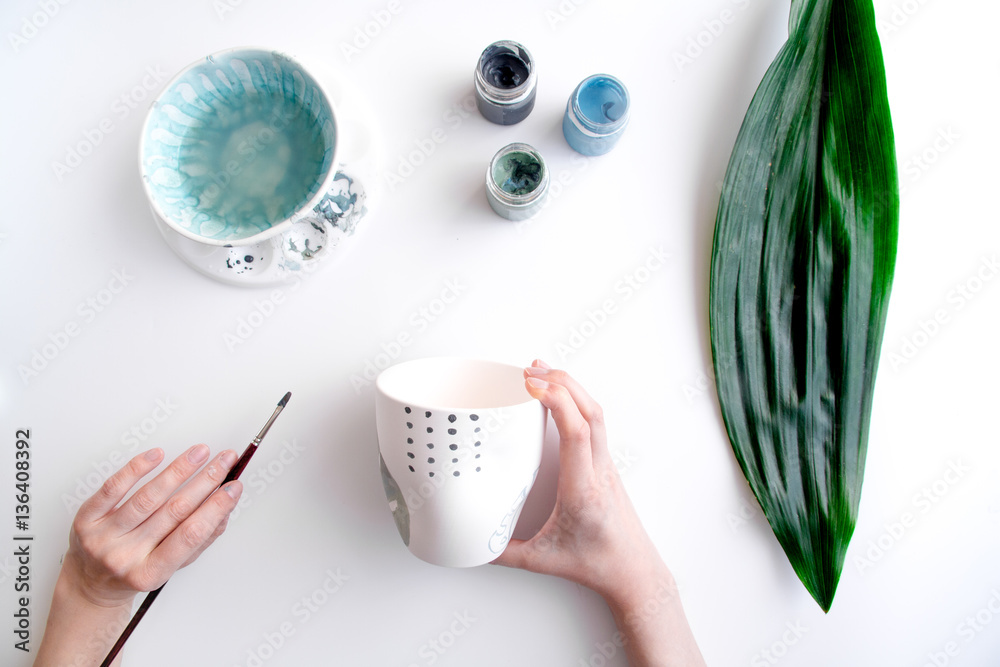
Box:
100;392;291;667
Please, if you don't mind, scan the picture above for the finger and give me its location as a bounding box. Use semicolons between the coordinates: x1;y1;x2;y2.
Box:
145;482;243;577
493;534;567;578
136;449;238;545
492;538;531;569
525;367;611;466
112;444;212;532
77;449;164;523
179;514;230;569
524;374;593;485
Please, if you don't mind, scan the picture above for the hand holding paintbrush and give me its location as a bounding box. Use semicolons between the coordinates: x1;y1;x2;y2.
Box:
33;394;290;667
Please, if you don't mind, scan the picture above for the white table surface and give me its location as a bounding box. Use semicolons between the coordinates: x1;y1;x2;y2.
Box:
3;0;998;665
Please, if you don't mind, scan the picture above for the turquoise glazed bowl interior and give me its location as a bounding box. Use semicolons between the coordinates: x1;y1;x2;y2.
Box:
141;48;338;246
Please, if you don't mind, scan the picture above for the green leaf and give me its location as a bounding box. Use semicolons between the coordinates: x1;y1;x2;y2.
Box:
709;0;898;612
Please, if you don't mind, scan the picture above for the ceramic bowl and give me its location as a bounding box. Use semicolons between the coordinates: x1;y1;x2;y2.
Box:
139;47;338;246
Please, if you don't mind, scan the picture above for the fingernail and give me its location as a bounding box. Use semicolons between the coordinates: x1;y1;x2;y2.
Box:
534;359;552;369
223;482;242;499
220;450;238;468
526;377;549;390
144;448;162;462
524;366;550;376
187;444;209;465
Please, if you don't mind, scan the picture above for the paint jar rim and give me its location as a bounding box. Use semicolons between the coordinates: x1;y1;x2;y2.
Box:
566;74;630;138
474;40;537;106
486;143;549;209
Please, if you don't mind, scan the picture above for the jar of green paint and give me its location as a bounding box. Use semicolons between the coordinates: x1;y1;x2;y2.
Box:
485;143;549;221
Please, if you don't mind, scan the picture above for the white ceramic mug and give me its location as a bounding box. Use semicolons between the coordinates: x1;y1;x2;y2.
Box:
376;358;545;567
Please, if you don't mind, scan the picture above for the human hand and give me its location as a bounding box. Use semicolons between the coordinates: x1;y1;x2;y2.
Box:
36;445;244;666
493;361;665;603
62;444;242;607
494;361;705;666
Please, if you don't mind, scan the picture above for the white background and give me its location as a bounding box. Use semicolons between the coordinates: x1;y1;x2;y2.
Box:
2;0;999;665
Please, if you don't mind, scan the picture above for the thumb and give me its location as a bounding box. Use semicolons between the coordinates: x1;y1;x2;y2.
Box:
491;538;531;569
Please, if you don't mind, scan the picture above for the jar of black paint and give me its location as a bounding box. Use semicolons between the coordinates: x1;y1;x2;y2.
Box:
474;40;537;125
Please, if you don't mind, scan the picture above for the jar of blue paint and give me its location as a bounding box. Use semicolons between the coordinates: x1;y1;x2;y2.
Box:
485;143;549;221
562;74;630;156
474;40;537;126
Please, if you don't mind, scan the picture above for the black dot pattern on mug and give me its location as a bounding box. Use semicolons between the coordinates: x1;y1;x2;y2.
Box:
402;407;483;477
